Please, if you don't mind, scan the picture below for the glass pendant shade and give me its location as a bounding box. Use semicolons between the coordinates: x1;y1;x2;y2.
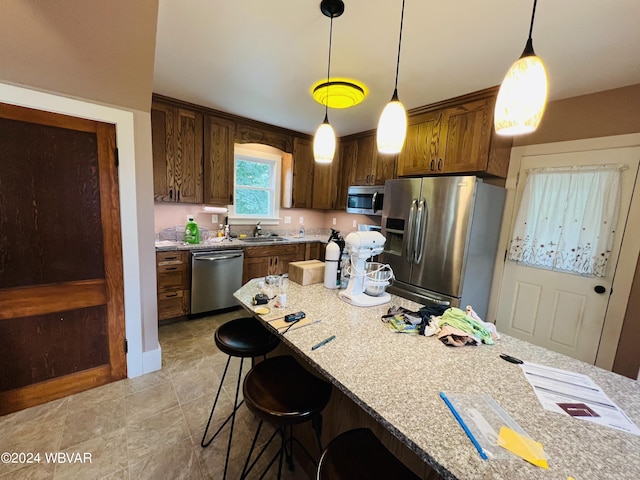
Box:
377;95;407;154
494;54;548;135
313;118;336;164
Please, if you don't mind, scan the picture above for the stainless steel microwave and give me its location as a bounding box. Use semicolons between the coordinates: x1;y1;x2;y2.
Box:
346;185;384;216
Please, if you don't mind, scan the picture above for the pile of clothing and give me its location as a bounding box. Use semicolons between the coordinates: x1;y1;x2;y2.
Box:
382;304;499;347
433;306;499;346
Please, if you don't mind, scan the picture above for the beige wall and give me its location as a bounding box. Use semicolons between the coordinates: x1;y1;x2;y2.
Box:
0;0;158;112
514;84;640;146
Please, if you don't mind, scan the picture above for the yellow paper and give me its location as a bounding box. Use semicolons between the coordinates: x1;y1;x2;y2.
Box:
497;426;548;469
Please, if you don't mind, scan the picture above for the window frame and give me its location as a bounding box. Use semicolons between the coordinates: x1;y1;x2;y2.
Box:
228;146;282;224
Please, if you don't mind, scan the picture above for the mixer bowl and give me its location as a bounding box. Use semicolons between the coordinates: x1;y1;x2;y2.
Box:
363;262;393;296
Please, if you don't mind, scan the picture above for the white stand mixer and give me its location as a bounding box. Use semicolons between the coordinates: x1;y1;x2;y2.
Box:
338;231;393;307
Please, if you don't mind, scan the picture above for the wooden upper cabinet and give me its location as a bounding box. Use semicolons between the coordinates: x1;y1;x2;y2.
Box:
352;134;376;185
397;110;445;176
312;151;339;210
203;115;234;206
396;88;512;178
440;98;493;174
343;133;397;186
336;139;357;209
151;101;203;203
292;136;314;208
235;122;293;153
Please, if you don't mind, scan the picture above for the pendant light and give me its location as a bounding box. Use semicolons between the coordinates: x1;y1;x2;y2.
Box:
494;0;548;136
313;0;344;164
377;0;408;154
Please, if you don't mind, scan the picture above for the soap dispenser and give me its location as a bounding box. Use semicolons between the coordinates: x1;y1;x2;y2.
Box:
184;215;200;244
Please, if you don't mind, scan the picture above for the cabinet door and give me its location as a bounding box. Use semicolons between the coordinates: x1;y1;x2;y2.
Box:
353;134;376;185
243;256;271;284
337;138;357;209
275;252;305;276
151;102;203;203
292;137;314;208
151;103;176;202
204;115;234;205
372;152;397;185
174;108;203;203
397;110;444;176
440;98;493;174
312;155;339;209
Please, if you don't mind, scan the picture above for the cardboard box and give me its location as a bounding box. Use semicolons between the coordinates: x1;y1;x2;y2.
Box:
289;260;325;286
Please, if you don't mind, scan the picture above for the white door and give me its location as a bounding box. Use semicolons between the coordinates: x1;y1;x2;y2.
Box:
496;143;640;365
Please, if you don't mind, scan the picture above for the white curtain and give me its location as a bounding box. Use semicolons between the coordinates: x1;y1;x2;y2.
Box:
508;165;623;277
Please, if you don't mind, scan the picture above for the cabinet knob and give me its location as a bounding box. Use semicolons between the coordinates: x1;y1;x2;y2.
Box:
430;160;435;171
594;285;607;294
437;159;443;171
169;189;173;200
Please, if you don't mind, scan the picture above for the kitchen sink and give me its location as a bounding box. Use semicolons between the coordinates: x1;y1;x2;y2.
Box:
241;236;288;243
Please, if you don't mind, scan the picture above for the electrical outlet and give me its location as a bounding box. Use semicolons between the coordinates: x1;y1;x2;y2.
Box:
332;217;336;225
284;216;291;224
211;214;218;223
352;220;357;228
299;217;304;225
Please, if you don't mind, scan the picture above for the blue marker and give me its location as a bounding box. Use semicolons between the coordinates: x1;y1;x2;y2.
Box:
311;335;336;350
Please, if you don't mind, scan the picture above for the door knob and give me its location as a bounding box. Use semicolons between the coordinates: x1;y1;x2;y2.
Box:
594;285;607;294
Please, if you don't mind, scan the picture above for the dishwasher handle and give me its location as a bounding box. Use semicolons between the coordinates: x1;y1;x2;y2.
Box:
194;253;243;261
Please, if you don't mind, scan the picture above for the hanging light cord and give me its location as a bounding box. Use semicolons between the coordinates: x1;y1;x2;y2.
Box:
392;0;406;94
528;0;538;40
323;14;335;120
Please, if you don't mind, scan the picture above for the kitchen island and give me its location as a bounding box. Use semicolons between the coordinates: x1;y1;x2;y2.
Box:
234;278;640;480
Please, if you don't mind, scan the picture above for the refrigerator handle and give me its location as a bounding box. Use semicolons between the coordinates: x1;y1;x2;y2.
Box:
406;198;418;264
412;200;424;265
415;198;428;264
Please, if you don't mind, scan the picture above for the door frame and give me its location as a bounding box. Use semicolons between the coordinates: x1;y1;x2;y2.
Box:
488;133;640;370
0;83;159;379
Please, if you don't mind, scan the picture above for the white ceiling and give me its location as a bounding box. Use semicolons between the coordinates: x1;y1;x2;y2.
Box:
153;0;640;137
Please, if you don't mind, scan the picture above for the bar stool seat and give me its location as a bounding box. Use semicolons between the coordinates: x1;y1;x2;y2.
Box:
317;428;421;480
241;355;332;479
200;316;279;479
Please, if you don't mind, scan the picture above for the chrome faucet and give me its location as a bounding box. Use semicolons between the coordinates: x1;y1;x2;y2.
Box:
254;221;261;237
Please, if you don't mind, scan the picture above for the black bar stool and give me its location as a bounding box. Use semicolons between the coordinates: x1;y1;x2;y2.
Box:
200;316;280;479
240;355;332;480
317;428;421;480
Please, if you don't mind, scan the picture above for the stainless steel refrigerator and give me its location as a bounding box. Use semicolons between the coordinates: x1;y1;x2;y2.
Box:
380;176;505;320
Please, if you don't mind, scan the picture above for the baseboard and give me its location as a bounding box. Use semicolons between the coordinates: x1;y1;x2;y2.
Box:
141;344;162;376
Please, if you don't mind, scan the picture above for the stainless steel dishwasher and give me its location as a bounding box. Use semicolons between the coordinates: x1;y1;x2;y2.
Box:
191;250;244;314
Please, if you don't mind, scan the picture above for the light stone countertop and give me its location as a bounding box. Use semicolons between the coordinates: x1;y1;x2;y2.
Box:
155;235;325;252
234;278;640;480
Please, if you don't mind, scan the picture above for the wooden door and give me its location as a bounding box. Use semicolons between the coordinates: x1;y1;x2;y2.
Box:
204;115;234;206
496;146;640;364
292;137;314;208
397;110;443;176
440;98;493;174
0;103;126;415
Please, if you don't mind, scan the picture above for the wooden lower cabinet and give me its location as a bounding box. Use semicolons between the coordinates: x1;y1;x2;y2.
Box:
305;241;326;261
242;244;305;284
156;251;190;321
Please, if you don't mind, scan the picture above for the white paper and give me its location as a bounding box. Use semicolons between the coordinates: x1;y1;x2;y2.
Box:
520;362;640;436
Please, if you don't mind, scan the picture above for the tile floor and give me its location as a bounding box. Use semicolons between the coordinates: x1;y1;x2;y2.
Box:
0;309;311;480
